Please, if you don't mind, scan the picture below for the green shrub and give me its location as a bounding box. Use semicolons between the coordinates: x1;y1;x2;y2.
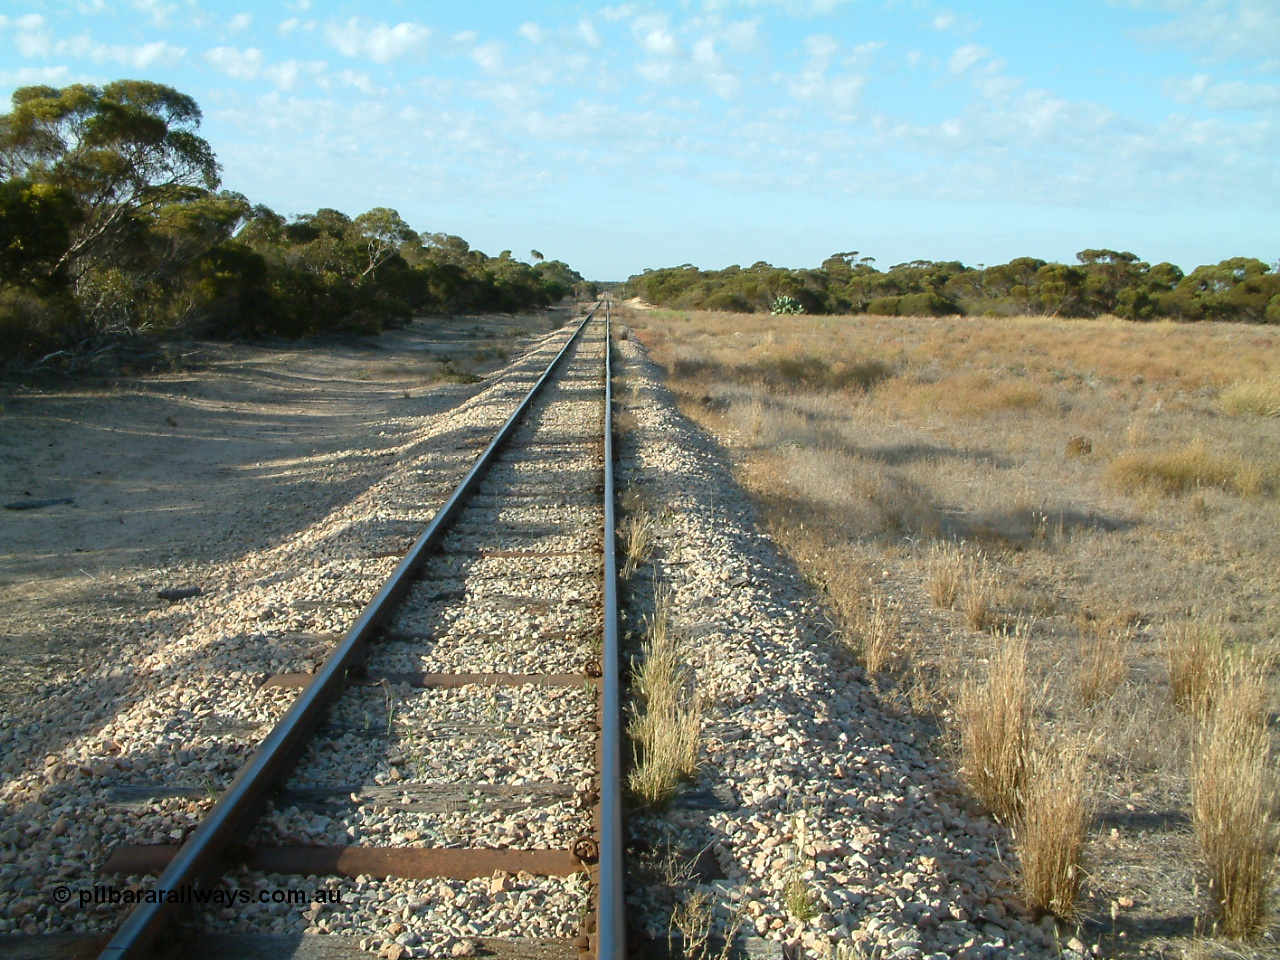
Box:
756;355;893;392
899;291;963;316
703;289;751;312
0;284;80;360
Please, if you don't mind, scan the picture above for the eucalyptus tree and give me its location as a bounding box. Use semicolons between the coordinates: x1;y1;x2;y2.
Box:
0;81;220;284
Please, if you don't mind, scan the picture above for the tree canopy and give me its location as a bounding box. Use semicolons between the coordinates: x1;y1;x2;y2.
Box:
0;81;584;362
624;249;1280;323
0;81;220;283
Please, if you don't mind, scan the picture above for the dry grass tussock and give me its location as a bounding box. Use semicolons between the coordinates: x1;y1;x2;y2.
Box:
1076;614;1130;704
1192;664;1276;941
1106;437;1271;497
628;588;701;810
960;553;1003;633
877;371;1042;419
620;511;656;580
1219;377;1280;419
1017;737;1094;920
854;592;903;676
956;630;1031;823
1166;620;1226;718
926;542;964;609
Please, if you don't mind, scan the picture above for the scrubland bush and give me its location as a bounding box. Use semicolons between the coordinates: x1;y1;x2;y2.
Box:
757;355;894;392
0;285;79;360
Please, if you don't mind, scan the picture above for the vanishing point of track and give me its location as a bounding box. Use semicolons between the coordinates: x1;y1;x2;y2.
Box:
92;304;625;959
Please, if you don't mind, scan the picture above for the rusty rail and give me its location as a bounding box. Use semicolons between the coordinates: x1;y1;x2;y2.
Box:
598;298;625;960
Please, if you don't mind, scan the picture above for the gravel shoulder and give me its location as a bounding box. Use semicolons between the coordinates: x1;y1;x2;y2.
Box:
0;311;568;832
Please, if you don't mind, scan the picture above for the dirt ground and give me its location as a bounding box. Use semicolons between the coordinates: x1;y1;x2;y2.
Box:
0;309;569;728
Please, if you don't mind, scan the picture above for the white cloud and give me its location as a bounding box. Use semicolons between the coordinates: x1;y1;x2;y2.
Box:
713;0;857;12
337;69;378;95
227;13;253;33
131;0;178;28
974;71;1022;98
15;14;47;31
325;18;430;64
15;32;53;59
784;34;867;113
640;26;681;58
121;39;186;68
278;18;316;37
931;9;981;35
804;33;839;66
0;65;72;87
54;35;187;68
205;46;264;81
717;18;760;53
519;22;546;44
844;39;883;68
1135;0;1280;67
579;20;604;48
261;59;327;91
948;43;989;75
1164;72;1280;109
470;41;504;74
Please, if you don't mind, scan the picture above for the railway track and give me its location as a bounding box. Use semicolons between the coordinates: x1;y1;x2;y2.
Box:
10;306;625;960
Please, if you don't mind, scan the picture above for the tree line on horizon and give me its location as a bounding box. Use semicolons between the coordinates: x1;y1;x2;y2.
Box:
624;250;1280;322
0;80;587;364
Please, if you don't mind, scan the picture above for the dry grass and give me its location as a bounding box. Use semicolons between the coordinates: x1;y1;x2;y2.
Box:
1192;665;1276;941
879;372;1042;418
614;408;639;436
926;542;964;609
1106;438;1270;497
956;631;1031;823
628;589;701;810
1220;377;1280;418
1018;737;1094;920
961;555;1001;633
1167;621;1226;718
855;592;903;675
621;511;656;580
1077;615;1130;704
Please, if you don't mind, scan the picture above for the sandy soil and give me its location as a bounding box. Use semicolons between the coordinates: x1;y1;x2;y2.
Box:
0;310;569;726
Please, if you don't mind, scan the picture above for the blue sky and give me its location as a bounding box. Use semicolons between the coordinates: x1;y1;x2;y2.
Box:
2;0;1277;280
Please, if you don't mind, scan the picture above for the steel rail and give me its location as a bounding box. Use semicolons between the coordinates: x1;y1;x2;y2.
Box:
597;298;626;960
98;305;600;960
